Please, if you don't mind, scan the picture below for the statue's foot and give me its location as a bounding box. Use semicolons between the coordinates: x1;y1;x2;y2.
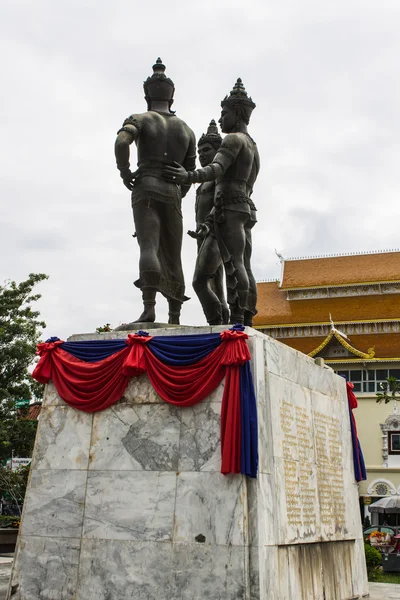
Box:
222;306;230;325
133;307;156;323
208;318;222;326
168;314;180;325
244;310;254;327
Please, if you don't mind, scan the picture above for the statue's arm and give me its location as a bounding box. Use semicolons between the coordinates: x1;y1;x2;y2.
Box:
181;130;197;198
114;116;141;191
164;133;242;185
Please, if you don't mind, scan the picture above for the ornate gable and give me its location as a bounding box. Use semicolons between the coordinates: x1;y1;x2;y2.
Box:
308;326;375;361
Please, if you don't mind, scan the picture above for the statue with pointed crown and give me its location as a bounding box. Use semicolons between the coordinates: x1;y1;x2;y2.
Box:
188;120;229;324
164;79;260;325
114;58;196;324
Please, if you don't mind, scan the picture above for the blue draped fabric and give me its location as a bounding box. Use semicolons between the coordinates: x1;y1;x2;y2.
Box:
149;334;222;366
240;362;258;478
61;339;127;362
348;402;367;482
51;334;223;366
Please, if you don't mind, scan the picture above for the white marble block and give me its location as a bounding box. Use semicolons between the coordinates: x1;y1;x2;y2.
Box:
8;327;368;600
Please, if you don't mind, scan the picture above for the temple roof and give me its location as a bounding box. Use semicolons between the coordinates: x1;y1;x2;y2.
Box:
19;402;42;420
307;329;375;359
280;251;400;290
281;332;400;361
254;281;400;327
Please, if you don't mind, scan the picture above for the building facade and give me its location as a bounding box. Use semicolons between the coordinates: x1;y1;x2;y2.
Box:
253;250;400;524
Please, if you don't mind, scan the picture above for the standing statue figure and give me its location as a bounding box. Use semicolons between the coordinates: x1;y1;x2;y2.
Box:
188;120;229;325
114;58;196;324
164;79;260;326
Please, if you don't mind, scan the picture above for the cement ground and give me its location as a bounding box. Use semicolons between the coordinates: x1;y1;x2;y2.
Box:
369;582;400;599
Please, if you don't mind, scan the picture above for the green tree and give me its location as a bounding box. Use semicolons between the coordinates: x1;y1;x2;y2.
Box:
376;377;400;404
364;543;382;580
0;273;48;460
0;465;30;517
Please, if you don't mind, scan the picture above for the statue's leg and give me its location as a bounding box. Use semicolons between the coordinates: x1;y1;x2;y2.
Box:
133;201;161;275
217;211;248;324
132;200;161;322
193;235;225;325
211;264;229;324
133;288;156;323
167;298;182;325
243;221;257;327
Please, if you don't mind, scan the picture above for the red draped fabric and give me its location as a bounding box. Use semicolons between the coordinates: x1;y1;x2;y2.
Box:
220;367;241;474
32;330;252;475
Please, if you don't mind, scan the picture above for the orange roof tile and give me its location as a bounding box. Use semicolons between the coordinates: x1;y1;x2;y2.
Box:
20;403;42;420
254;281;400;327
272;332;400;360
280;252;400;289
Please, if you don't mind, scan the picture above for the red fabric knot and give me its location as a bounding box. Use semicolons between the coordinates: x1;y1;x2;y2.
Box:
123;334;153;377
36;340;64;356
32;340;65;383
219;329;251;366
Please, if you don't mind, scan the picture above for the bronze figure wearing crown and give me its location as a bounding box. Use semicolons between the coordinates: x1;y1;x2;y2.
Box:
188;120;229;325
164;79;260;325
115;58;196;324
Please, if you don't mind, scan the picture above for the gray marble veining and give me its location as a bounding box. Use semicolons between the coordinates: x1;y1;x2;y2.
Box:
76;539;174;600
83;471;176;541
9;535;80;600
174;472;246;546
89;403;181;471
171;543;247;600
179;402;221;471
32;405;92;470
42;382;64;408
21;470;86;538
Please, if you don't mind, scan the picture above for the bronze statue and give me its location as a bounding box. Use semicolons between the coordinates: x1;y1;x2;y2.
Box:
164;79;260;326
188;120;229;325
114;58;196;324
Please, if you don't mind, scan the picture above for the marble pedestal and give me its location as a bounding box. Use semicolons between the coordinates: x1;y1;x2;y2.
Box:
8;327;368;599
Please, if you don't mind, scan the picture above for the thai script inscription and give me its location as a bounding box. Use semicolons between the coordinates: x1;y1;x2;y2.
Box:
280;401;346;531
280;402;316;527
314;411;345;526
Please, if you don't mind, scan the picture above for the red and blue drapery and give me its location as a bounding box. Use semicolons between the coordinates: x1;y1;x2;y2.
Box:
32;325;258;478
346;381;367;482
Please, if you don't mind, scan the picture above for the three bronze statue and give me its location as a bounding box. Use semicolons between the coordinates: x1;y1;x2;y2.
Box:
115;59;259;327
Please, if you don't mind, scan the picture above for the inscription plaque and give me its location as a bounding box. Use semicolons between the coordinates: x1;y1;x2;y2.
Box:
280;400;346;534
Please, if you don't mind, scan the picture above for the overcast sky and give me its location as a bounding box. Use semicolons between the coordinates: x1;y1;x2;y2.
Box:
1;0;400;339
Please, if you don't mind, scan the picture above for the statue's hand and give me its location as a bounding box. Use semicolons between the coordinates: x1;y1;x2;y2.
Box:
120;167;136;191
163;161;188;184
187;224;209;240
197;224;209;239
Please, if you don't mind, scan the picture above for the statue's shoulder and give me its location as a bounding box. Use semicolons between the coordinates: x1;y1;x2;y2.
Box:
169;115;195;135
123;113;145;131
221;132;244;147
217;133;243;158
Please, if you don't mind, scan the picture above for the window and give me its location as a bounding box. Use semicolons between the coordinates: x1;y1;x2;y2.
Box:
388;432;400;454
335;369;400;393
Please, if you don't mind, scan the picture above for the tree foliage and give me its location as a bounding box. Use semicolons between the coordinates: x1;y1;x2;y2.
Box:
0;273;48;460
0;465;30;516
376;377;400;404
363;515;371;529
364;543;382;580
